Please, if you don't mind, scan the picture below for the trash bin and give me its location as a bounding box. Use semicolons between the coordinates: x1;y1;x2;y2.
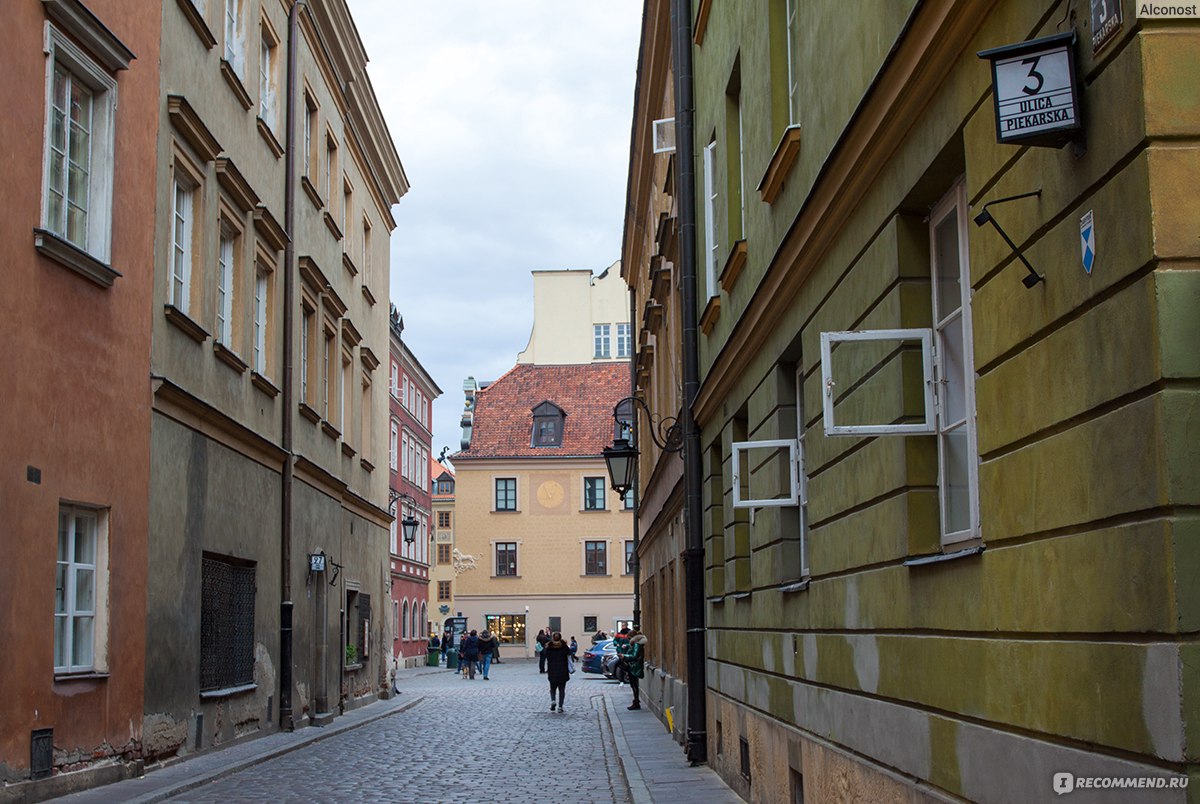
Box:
445;650;458;670
427;650;439;667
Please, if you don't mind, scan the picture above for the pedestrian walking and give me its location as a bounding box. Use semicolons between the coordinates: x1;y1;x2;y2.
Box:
620;627;647;710
543;631;573;712
568;636;578;656
479;629;496;680
536;628;551;673
461;629;480;680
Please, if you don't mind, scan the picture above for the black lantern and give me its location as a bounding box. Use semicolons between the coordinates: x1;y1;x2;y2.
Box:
603;437;639;498
400;512;419;544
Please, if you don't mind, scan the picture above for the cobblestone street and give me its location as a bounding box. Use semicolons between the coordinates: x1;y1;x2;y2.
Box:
60;659;741;804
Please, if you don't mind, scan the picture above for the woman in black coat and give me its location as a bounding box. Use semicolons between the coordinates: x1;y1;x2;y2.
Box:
543;631;574;712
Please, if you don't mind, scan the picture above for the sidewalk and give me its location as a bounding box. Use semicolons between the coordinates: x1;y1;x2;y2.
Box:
605;695;744;804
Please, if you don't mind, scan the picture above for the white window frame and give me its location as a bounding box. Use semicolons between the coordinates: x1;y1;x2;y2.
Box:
55;505;108;674
495;541;519;576
703;138;719;298
731;439;800;508
41;23;118;263
817;181;979;546
582;539;609;576
652;117;676;153
253;267;268;371
593;324;611;359
258;20;278;128
736;95;746;236
170;176;195;312
494;477;517;512
216;225;235;345
391;421;400;471
583;477;607;511
616;322;632;358
785;0;800;125
224;0;244;77
818;329;937;436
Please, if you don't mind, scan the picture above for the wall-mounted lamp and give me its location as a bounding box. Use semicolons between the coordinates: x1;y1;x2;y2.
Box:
389;489;420;544
973;190;1044;288
602;396;684;497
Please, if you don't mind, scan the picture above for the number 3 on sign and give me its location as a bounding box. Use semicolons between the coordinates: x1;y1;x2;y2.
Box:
1021;55;1045;94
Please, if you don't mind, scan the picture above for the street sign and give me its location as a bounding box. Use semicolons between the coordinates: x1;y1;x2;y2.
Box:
1091;0;1123;53
1080;210;1095;274
979;32;1082;148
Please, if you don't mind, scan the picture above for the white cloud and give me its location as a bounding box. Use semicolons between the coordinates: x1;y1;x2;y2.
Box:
351;1;643;455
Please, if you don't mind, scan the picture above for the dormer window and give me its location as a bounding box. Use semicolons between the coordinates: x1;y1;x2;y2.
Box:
531;401;565;448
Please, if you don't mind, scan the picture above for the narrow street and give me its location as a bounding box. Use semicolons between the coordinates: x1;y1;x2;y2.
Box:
59;660;741;804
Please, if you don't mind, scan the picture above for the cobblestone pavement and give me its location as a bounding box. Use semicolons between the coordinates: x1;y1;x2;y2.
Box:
168;661;636;803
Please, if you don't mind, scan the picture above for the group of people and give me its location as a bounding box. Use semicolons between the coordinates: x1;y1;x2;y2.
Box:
433;629;502;679
534;626;647;712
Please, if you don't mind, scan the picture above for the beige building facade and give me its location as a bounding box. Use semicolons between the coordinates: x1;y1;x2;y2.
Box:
516;263;632;366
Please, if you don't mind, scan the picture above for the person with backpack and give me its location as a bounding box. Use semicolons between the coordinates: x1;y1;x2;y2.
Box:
619;627;647;710
461;629;481;680
478;629;496;680
543;632;574;712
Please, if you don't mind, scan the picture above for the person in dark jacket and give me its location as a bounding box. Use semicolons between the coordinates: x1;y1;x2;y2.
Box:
536;628;551;673
543;632;574;712
620;627;647;710
478;629;496;680
461;630;480;680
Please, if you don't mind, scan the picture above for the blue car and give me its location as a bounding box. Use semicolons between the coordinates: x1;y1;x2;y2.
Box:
581;639;614;674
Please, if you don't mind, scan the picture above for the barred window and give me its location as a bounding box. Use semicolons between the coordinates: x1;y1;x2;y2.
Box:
200;554;256;691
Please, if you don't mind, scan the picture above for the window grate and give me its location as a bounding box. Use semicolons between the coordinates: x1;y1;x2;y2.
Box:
31;728;53;780
200;556;256;691
740;736;751;782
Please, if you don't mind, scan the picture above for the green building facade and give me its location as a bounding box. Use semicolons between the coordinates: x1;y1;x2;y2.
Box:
684;0;1199;800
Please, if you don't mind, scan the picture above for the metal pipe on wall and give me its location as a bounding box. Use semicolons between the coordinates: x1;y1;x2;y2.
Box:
671;0;707;766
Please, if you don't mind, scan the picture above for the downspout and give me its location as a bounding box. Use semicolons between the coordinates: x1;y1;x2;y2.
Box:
630;286;641;629
279;0;306;733
671;0;707;765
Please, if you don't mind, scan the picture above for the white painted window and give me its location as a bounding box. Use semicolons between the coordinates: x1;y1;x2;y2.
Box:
652;117;676;153
302;95;314;177
216;226;235;345
41;24;118;262
224;0;244;77
301;306;312;402
258;22;278;128
616;323;632;358
593;324;611;359
818;180;979;546
55;505;107;673
341;352;351;435
391;421;399;471
736;95;746;236
732;440;800;508
253;268;267;371
170;177;195;311
322;329;333;418
703;138;719;298
583;477;606;511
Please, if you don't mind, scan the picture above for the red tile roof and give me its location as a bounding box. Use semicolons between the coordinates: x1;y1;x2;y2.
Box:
455;363;631;460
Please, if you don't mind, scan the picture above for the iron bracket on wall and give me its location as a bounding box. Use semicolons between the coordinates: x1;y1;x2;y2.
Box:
973;189;1043;288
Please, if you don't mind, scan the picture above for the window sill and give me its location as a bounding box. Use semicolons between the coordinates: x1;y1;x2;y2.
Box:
200;682;256;700
321;421;341;441
219;59;253;111
758;125;802;204
341;441;357;459
582;574;611;578
299;402;321;424
903;545;985;567
164;304;209;343
729;592;752;600
343;663;363;672
251;371;279;398
323;211;343;241
175;0;216;48
779;579;810;594
719;239;748;294
699;295;721;335
214;341;247;374
257;116;283;158
34;228;121;288
342;252;358;277
491;575;521;579
581;508;611;514
706;594;725;605
54;671;109;682
491;509;520;514
360;457;375;473
301;176;323;210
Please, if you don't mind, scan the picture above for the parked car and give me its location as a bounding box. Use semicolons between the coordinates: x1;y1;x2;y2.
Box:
581;639;614;674
602;650;629;683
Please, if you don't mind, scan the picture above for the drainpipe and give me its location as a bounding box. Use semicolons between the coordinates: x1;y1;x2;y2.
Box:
671;0;707;766
279;0;306;733
629;286;641;629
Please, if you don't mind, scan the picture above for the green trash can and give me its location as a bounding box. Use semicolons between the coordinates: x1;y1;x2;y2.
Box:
445;649;458;670
427;649;439;667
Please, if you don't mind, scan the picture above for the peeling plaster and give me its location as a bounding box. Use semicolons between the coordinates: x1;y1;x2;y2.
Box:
850;634;880;694
1143;643;1184;760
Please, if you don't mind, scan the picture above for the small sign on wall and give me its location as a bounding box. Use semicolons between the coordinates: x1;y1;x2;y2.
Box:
1091;0;1123;53
1080;210;1096;274
979;31;1082;148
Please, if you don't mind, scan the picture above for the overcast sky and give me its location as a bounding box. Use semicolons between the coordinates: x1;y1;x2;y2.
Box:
352;1;644;460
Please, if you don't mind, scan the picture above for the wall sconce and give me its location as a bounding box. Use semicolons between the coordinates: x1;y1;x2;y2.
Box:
389;489;420;544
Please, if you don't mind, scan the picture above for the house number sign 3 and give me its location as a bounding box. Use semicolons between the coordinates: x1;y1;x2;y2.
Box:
978;31;1082;149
